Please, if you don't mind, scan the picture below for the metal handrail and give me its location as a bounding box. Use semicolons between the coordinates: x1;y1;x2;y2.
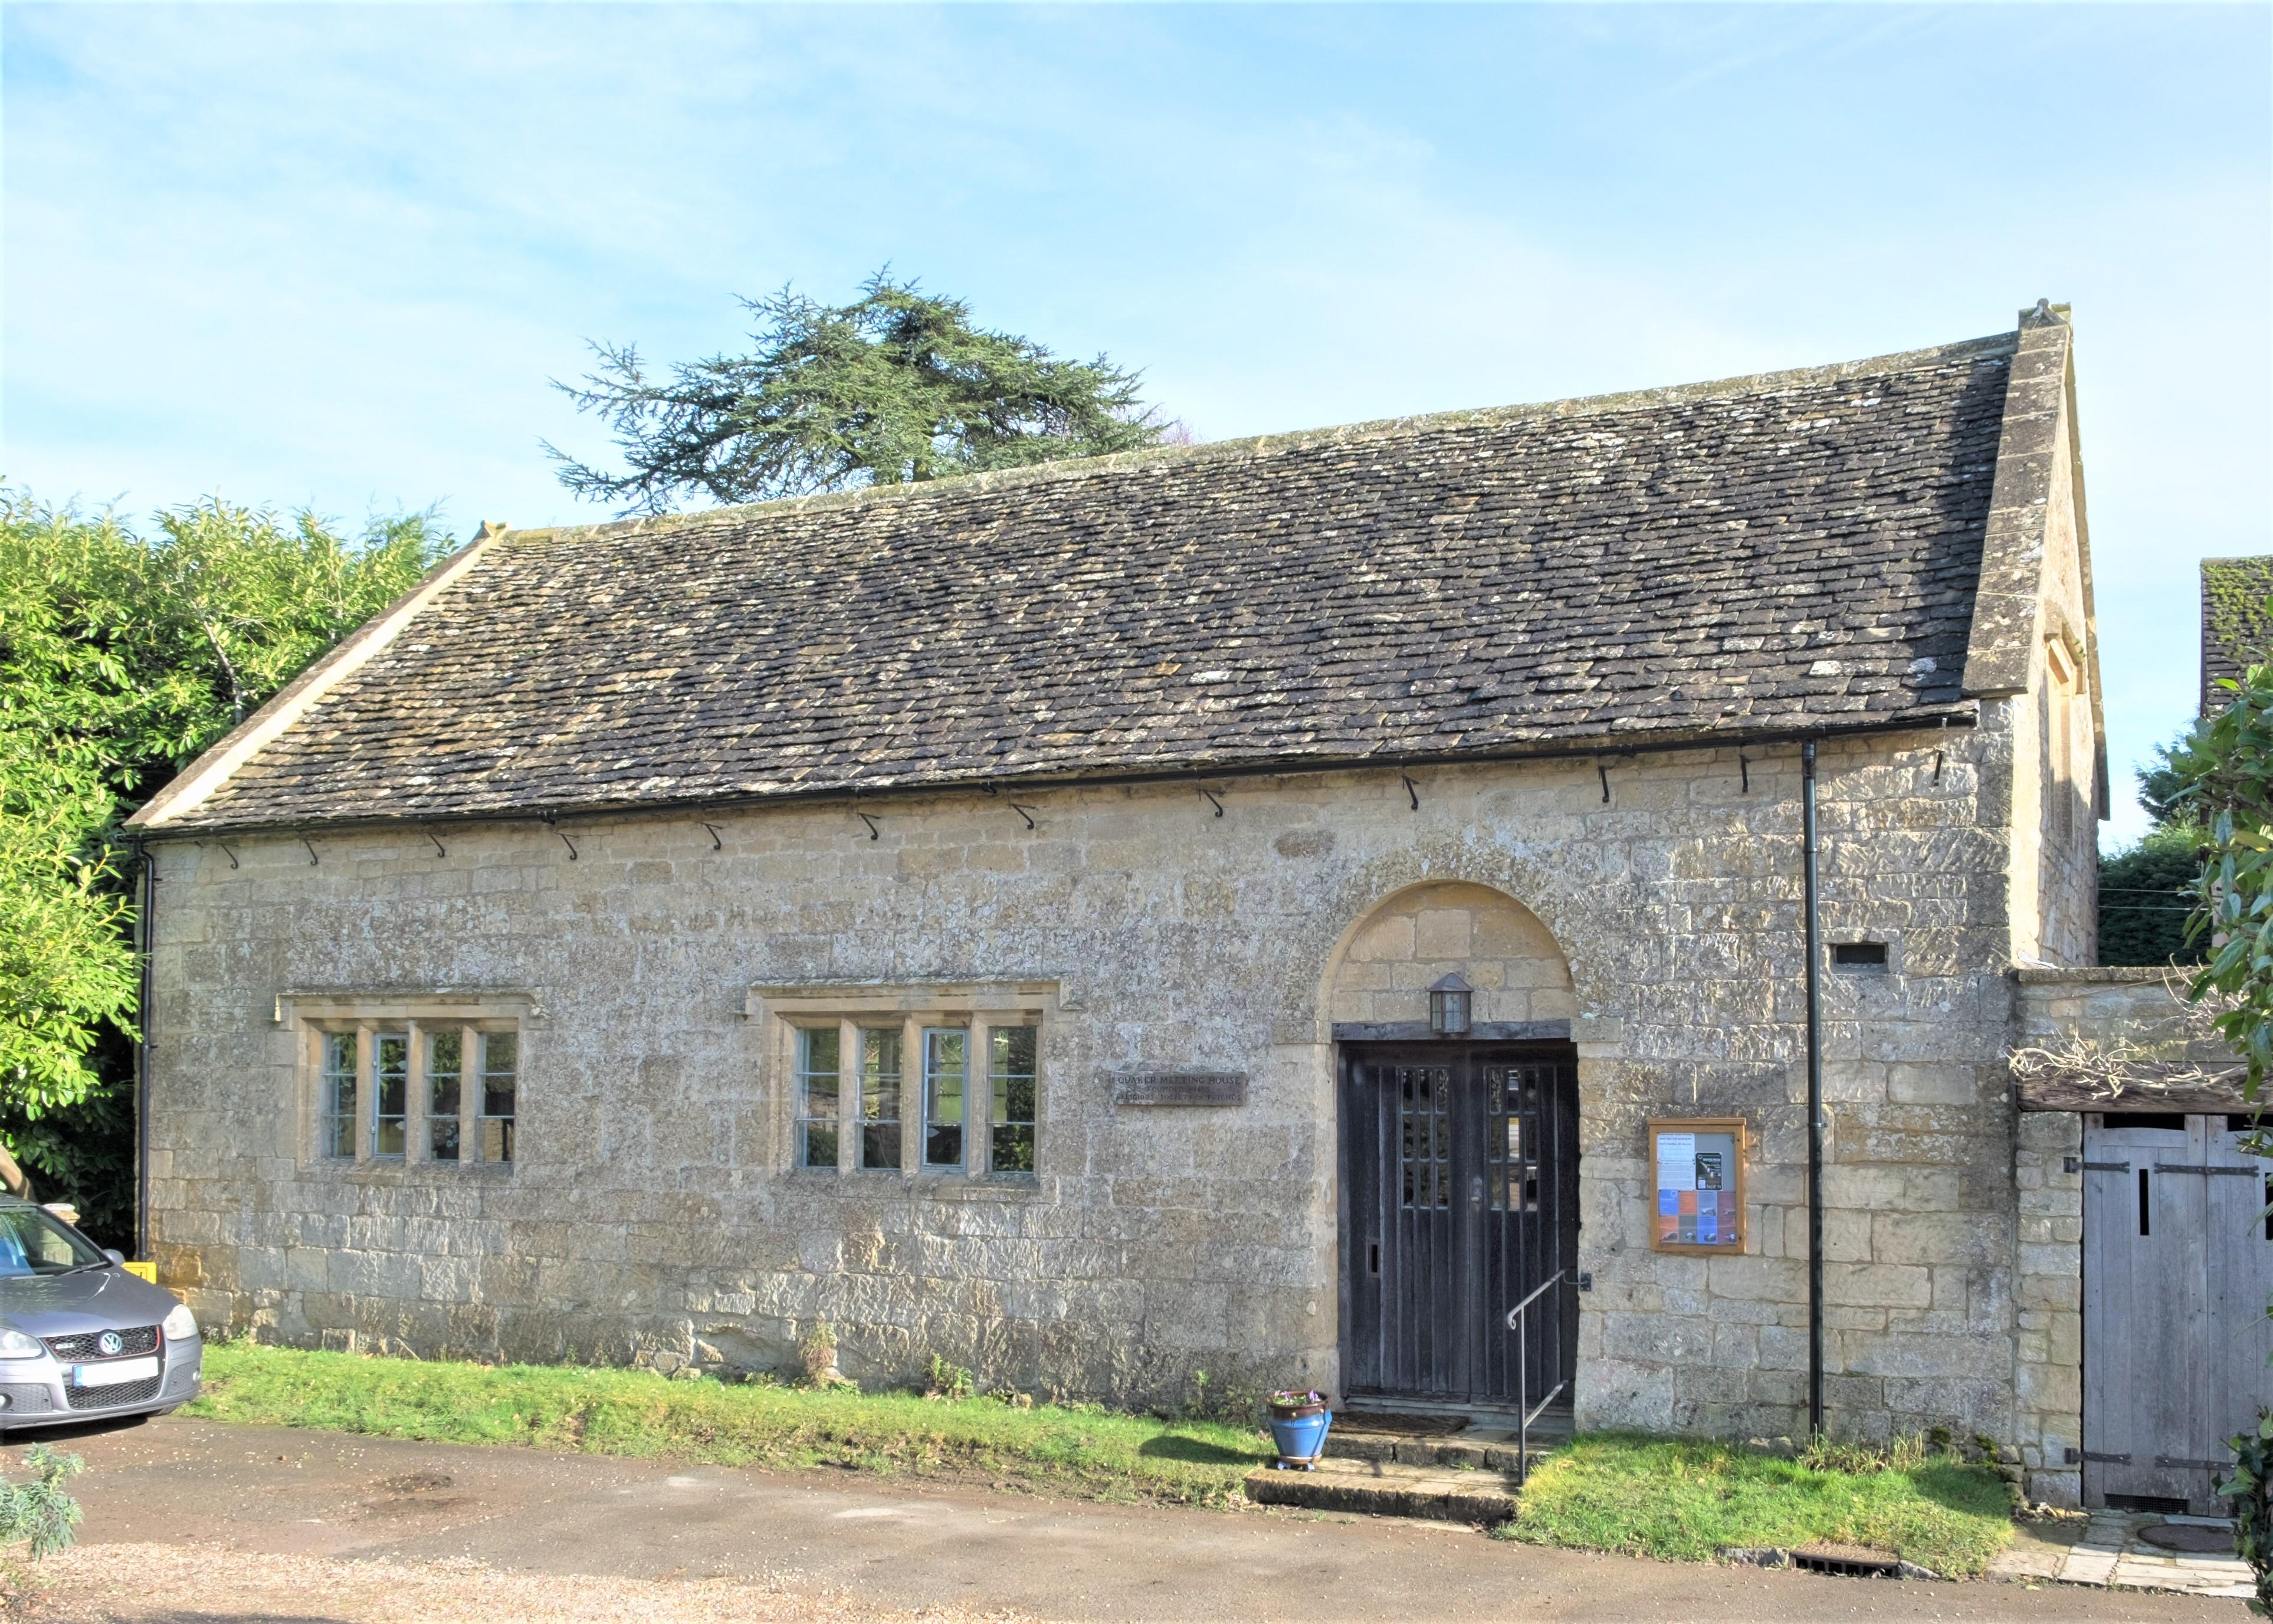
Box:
1505;1267;1568;1486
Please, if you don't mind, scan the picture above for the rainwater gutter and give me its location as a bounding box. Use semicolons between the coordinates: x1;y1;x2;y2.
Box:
132;709;1976;847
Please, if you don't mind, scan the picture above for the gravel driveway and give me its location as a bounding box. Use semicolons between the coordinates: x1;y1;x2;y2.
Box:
0;1418;2239;1622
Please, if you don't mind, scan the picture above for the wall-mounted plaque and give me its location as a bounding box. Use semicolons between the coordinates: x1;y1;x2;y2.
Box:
1112;1071;1248;1107
1646;1117;1747;1254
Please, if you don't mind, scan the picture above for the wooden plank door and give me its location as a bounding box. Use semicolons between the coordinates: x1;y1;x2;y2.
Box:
2207;1114;2273;1501
2083;1112;2271;1516
2082;1114;2203;1511
1340;1045;1577;1408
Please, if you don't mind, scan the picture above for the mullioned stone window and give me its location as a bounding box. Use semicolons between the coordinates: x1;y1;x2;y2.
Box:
281;991;534;1172
759;982;1054;1183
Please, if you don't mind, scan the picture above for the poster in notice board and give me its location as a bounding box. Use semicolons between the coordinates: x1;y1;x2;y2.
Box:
1647;1117;1747;1254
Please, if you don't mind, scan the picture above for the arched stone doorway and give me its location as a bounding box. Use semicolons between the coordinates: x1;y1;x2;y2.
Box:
1327;882;1581;1415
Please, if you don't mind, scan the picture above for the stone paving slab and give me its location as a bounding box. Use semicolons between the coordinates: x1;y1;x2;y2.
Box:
2030;1511;2253;1599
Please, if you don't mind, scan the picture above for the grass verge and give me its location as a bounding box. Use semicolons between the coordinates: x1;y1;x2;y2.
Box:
185;1341;1272;1507
1497;1431;2014;1576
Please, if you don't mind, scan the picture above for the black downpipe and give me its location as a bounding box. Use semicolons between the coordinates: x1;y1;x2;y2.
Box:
1802;741;1825;1436
133;843;155;1262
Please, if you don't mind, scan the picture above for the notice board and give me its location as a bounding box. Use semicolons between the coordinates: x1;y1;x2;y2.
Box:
1646;1117;1747;1255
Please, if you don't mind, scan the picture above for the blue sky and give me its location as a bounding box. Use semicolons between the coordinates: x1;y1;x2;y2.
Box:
6;4;2268;847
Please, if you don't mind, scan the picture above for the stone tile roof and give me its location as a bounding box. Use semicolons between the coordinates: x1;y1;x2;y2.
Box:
151;332;2020;831
2200;556;2273;713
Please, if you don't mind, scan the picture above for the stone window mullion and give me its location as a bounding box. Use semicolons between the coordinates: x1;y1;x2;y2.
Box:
355;1020;375;1163
458;1024;480;1162
837;1019;858;1174
405;1019;427;1164
968;1015;991;1179
900;1016;920;1178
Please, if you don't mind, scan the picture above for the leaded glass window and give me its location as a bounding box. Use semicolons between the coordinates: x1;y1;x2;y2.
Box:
989;1026;1037;1175
796;1027;840;1170
321;1032;357;1159
372;1032;409;1159
478;1031;517;1164
427;1029;462;1162
860;1028;903;1170
922;1029;967;1170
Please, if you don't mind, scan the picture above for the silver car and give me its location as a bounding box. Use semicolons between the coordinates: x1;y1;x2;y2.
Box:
0;1198;200;1432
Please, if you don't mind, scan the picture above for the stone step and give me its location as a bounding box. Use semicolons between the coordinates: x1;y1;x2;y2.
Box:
1324;1418;1567;1474
1243;1456;1524;1524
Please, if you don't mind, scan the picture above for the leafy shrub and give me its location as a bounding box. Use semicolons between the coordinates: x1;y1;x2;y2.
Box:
2098;825;2205;968
0;1445;82;1561
2220;1405;2272;1616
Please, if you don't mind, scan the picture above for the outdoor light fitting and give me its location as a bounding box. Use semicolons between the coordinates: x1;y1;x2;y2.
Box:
1428;973;1472;1036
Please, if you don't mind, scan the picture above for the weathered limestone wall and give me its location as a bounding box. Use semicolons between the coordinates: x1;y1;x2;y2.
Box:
2009;418;2100;969
148;721;2029;1440
1577;706;2026;1443
1326;882;1574;1029
2013;1108;2082;1506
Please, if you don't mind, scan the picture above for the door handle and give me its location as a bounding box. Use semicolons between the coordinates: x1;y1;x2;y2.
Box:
1470;1174;1484;1209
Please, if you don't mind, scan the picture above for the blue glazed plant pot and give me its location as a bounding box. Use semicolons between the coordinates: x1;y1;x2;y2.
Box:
1267;1391;1333;1469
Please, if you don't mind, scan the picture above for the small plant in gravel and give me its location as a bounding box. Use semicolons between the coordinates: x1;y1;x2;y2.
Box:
0;1446;83;1562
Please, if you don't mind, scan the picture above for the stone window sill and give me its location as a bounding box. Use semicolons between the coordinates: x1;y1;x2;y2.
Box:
319;1160;514;1182
786;1170;1046;1201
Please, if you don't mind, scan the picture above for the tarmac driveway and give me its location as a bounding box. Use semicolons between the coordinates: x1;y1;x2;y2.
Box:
0;1416;2240;1622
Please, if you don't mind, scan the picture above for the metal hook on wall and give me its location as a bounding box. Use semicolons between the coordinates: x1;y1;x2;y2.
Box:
1739;754;1751;795
1401;773;1420;812
1198;786;1225;818
556;828;578;861
702;822;723;851
301;836;319;866
858;812;880;841
427;830;447;858
1598;763;1612;805
1009;803;1038;831
1932;749;1946;785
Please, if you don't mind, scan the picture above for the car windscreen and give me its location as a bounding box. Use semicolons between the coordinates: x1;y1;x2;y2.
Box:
0;1209;106;1276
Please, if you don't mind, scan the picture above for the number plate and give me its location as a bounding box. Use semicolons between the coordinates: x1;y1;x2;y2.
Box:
71;1356;159;1388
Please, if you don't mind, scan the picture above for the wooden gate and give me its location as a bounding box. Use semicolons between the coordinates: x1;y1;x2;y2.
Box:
1338;1044;1579;1408
2082;1111;2273;1514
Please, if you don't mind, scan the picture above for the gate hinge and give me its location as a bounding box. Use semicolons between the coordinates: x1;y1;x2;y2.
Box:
2081;1451;2131;1464
2075;1160;2131;1173
2156;1455;2236;1471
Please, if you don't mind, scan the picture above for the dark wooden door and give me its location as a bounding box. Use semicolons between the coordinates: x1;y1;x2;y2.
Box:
1339;1044;1579;1407
2082;1112;2273;1515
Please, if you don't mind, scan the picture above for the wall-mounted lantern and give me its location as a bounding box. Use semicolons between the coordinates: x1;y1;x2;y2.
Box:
1428;973;1472;1037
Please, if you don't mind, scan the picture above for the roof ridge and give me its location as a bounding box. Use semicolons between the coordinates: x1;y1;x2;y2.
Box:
514;329;2019;545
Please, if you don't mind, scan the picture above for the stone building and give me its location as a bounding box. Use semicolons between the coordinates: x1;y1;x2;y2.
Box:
134;302;2130;1500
